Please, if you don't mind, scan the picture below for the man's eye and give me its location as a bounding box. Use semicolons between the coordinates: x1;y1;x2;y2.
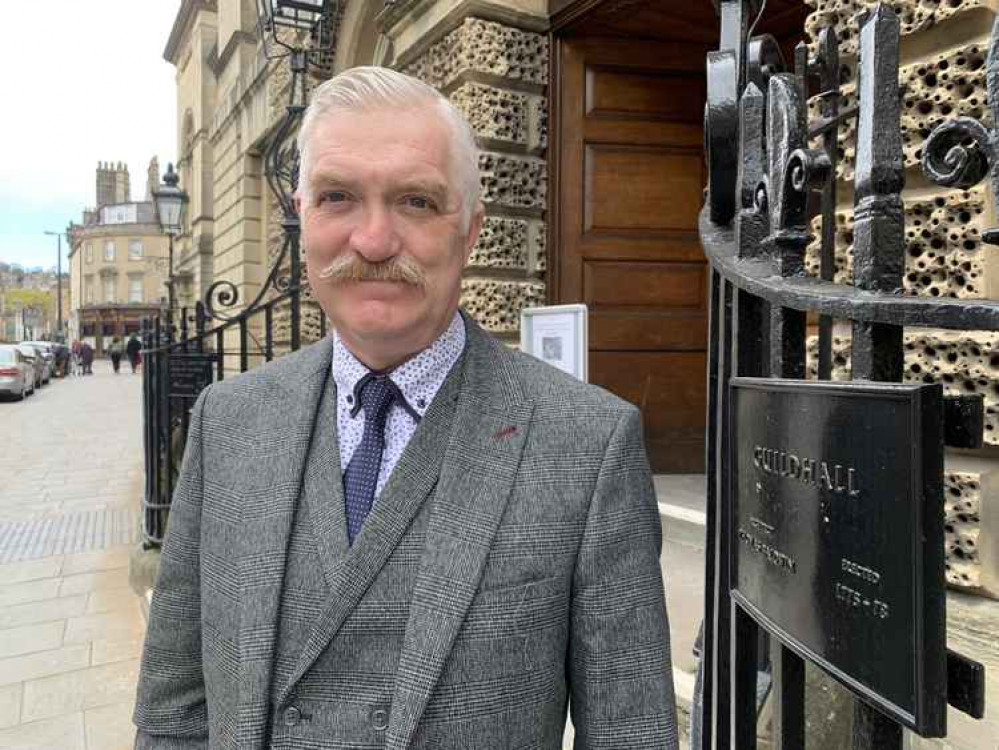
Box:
317;191;348;204
404;196;435;211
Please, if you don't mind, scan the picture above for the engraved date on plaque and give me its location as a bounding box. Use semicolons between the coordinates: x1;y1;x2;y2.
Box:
834;581;890;619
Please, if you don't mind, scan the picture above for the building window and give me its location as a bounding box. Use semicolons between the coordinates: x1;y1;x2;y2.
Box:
82;323;95;336
102;322;115;336
103;276;115;303
129;239;143;260
85;277;95;304
104;241;115;262
85;243;93;264
128;276;143;303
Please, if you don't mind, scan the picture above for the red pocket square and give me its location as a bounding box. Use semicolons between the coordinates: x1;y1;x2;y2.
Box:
493;426;518;441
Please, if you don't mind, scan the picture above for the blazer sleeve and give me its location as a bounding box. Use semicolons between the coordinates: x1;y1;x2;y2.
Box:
568;407;679;750
133;388;211;750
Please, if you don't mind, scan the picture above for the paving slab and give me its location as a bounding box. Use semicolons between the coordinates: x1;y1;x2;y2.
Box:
20;659;141;724
0;711;86;750
85;702;136;750
0;623;65;660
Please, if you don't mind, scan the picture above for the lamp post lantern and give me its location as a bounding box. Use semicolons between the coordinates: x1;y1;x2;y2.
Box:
43;230;64;339
152;163;189;316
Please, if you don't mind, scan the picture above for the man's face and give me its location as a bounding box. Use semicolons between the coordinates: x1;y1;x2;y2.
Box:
298;105;482;369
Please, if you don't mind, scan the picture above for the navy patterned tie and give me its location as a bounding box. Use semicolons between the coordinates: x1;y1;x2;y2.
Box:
343;375;396;545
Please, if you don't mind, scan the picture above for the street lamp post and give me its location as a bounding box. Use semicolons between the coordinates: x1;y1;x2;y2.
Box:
152;163;189;318
43;230;63;339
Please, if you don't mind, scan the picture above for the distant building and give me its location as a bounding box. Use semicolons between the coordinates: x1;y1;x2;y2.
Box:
67;161;171;352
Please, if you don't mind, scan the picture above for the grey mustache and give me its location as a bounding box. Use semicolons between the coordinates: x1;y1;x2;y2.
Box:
316;255;426;287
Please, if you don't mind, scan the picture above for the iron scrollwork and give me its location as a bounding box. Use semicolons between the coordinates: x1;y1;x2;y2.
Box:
922;14;999;245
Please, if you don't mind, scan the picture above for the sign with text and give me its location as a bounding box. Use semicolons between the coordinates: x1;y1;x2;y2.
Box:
730;378;946;735
168;352;217;401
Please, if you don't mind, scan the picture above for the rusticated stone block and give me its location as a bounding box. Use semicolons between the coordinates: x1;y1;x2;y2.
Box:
450;82;534;147
404;18;547;91
905;331;999;444
805;0;988;59
468;217;529;270
805;332;854;381
808;330;999;445
805;187;989;298
461;278;545;333
945;471;983;589
478;152;546;211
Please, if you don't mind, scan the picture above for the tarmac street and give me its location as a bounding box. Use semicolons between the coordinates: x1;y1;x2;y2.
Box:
0;360;145;750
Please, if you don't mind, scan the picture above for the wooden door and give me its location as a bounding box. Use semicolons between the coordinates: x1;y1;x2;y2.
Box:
553;37;710;473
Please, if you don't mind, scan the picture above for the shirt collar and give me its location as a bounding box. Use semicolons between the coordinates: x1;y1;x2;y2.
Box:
331;311;466;422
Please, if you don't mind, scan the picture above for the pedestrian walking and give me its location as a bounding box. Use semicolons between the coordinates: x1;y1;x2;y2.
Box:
80;342;94;375
109;336;124;374
71;340;82;376
126;334;142;374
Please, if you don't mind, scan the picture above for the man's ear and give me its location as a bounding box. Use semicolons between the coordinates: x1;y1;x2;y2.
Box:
463;203;485;262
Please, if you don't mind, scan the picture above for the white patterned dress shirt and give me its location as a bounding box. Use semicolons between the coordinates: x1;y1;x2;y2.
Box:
331;312;466;498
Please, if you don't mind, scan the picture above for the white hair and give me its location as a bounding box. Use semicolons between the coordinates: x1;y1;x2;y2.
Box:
297;66;481;223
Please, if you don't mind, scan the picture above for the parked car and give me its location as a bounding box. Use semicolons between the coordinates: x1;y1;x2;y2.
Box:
21;342;54;384
16;345;45;390
0;344;34;400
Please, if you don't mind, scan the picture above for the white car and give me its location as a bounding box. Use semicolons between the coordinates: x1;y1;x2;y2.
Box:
0;345;34;400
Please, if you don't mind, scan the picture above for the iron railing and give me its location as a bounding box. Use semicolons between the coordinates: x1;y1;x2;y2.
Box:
699;1;996;747
139;2;335;546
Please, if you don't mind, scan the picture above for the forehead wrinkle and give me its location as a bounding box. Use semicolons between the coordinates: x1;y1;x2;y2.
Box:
308;109;456;185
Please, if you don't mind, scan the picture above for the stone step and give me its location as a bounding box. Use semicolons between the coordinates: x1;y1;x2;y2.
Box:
656;474;708;550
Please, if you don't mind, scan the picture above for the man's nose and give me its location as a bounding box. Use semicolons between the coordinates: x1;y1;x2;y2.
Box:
349;205;400;262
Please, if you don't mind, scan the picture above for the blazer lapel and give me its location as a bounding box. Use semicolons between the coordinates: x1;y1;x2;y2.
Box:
385;319;534;750
298;370;347;592
235;337;335;750
274;345;466;709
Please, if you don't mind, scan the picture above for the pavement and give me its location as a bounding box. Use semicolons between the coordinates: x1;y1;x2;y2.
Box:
0;360;145;750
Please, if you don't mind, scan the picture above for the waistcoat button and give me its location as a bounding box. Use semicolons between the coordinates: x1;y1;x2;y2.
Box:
283;706;302;726
370;707;389;731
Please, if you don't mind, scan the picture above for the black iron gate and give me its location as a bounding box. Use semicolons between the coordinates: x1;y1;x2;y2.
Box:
699;1;995;747
139;44;322;546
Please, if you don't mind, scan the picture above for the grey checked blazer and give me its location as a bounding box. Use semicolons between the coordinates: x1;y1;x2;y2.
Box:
134;314;678;750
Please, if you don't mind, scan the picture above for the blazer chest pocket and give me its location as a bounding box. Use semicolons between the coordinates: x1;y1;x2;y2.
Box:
446;576;567;680
471;575;565;632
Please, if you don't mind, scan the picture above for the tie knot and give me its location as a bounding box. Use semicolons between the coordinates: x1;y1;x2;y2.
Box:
356;375;396;424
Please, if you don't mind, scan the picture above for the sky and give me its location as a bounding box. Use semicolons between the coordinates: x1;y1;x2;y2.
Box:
0;0;182;271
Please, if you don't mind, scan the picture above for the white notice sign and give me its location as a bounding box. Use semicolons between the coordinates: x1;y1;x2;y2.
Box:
520;304;588;382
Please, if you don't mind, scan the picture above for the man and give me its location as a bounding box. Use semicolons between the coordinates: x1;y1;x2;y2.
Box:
126;333;142;373
134;66;677;750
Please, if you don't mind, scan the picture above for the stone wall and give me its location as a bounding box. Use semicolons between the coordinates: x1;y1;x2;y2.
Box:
403;17;549;339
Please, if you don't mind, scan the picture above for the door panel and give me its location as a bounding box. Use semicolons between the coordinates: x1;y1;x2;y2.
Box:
590;351;708;473
555;36;710;472
584;146;704;232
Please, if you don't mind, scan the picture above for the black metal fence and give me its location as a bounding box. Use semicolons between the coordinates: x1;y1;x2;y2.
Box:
699;1;996;747
139;233;318;545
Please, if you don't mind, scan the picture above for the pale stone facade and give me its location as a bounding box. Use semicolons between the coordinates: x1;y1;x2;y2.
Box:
67;163;171;351
164;0;219;311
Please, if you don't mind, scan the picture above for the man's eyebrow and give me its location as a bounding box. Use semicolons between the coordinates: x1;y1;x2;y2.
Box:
395;180;448;199
308;170;353;189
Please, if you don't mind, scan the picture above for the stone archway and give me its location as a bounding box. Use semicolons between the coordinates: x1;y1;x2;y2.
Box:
333;0;388;72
